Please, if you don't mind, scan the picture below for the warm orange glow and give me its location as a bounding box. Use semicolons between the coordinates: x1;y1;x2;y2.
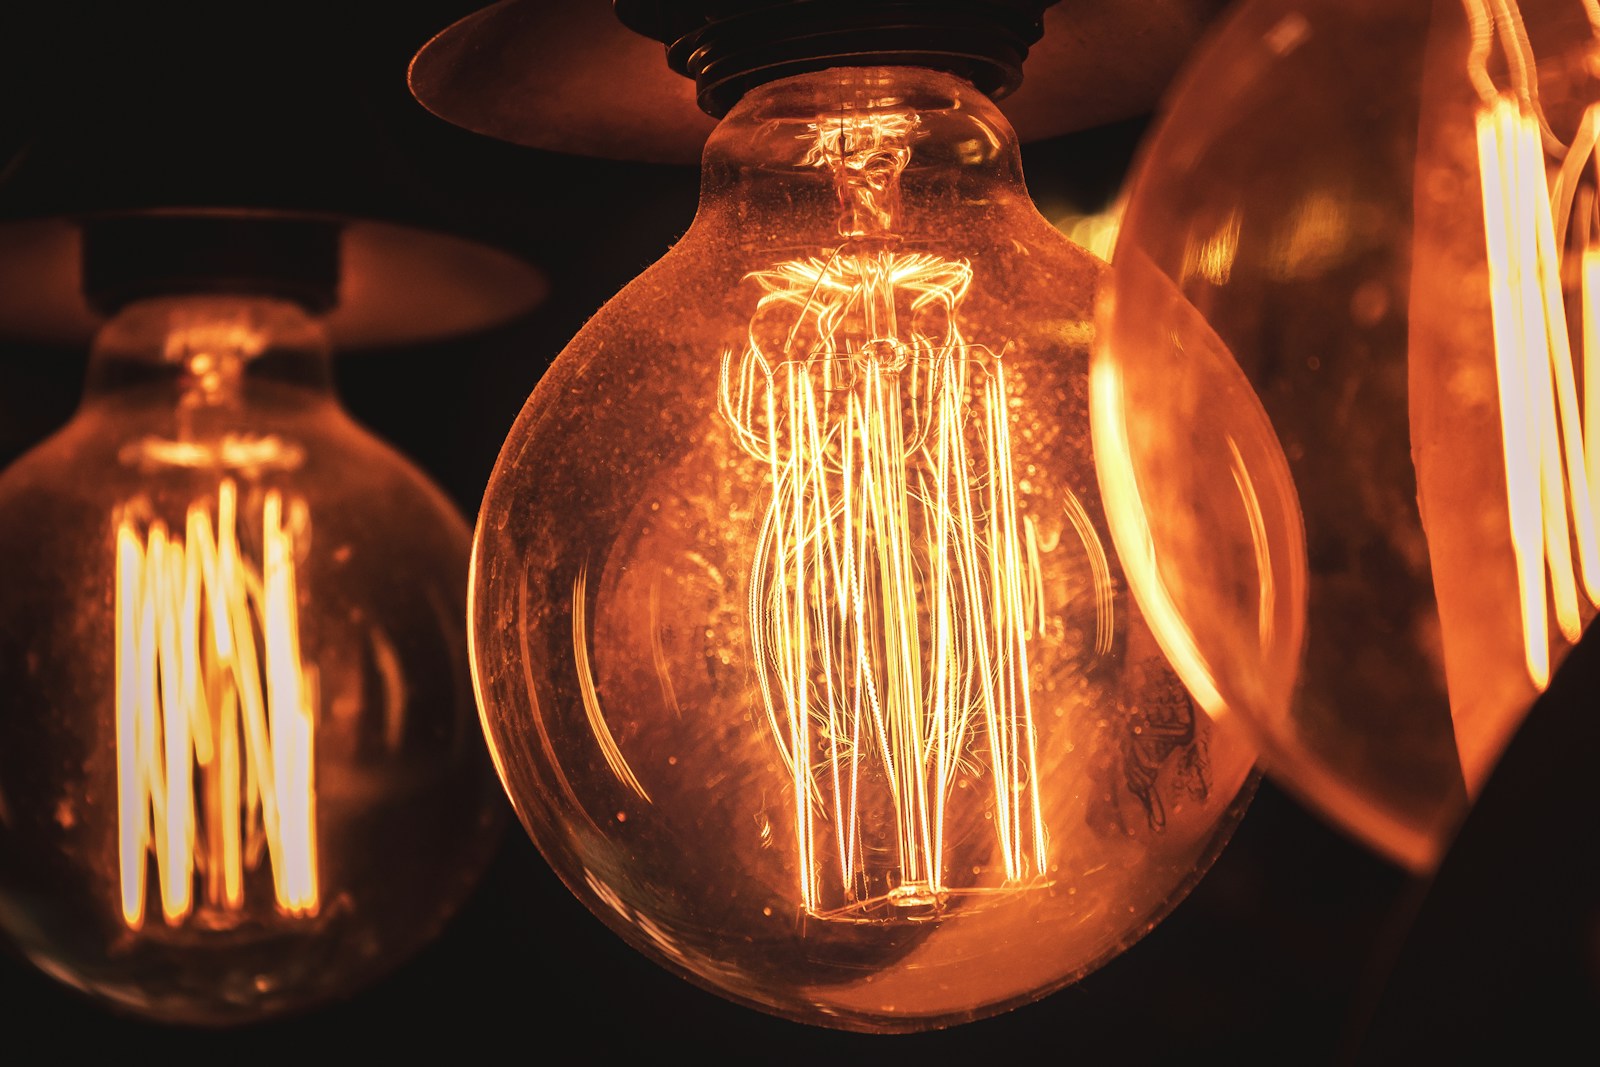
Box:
1470;0;1600;688
1586;247;1600;519
1089;362;1227;719
1186;208;1241;286
114;478;318;930
466;65;1263;1029
714;112;1058;917
1055;206;1123;262
1229;435;1278;653
573;561;651;804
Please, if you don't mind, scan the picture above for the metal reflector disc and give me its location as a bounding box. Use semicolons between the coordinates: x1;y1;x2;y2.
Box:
407;1;1231;163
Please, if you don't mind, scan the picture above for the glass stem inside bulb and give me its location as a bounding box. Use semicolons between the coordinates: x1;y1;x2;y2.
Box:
712;99;1051;920
169;314;256;409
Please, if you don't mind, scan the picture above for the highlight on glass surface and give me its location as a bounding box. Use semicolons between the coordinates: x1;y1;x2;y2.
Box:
1094;0;1599;874
0;212;507;1024
461;1;1256;1033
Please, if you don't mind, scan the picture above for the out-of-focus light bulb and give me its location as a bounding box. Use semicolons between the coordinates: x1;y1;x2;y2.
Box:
1095;0;1600;873
463;2;1256;1033
1054;202;1125;262
0;214;506;1023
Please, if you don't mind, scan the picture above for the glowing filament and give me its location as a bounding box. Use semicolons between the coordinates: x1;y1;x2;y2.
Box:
717;112;1051;917
1476;94;1600;689
114;479;319;929
721;262;1047;915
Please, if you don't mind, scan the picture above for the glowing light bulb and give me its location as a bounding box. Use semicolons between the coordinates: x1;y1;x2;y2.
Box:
1094;0;1600;872
0;218;505;1024
467;51;1256;1031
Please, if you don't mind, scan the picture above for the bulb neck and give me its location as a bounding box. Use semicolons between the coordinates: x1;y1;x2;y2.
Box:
614;0;1054;119
696;66;1032;248
84;295;336;412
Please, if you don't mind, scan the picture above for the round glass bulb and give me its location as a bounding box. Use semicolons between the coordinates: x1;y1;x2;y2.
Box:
471;66;1257;1032
0;295;504;1023
1095;0;1600;872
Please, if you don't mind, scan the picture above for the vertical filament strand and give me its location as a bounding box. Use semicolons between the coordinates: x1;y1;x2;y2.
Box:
1476;93;1600;689
113;479;318;929
722;249;1048;915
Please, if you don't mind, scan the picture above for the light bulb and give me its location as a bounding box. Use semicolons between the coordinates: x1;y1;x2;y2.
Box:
468;49;1257;1031
0;217;505;1023
1093;0;1600;872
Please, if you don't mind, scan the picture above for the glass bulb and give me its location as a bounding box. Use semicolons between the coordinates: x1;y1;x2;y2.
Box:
471;66;1257;1032
1095;0;1600;872
0;294;504;1023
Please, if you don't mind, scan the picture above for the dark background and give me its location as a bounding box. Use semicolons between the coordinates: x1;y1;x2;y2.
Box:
0;2;1595;1061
